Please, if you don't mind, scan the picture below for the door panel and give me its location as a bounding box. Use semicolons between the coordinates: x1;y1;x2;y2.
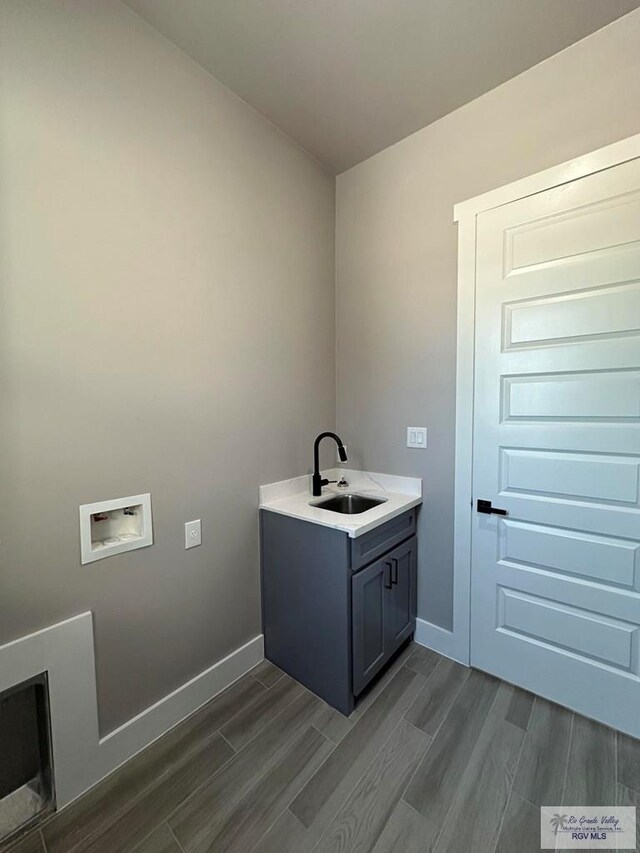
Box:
352;558;388;696
471;156;640;737
504;282;640;349
500;519;640;589
499;448;640;504
497;586;638;671
504;188;640;273
502;370;640;422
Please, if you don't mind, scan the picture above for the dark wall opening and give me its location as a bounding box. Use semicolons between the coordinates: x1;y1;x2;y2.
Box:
0;673;54;842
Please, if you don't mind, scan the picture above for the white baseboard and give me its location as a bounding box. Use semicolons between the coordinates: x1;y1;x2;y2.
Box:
414;617;469;665
0;613;264;809
99;633;264;783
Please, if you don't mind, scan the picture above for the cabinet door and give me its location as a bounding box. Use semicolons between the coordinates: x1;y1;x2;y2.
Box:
352;557;391;696
386;537;417;653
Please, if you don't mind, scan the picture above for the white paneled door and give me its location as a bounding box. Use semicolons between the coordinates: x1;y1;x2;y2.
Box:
471;158;640;737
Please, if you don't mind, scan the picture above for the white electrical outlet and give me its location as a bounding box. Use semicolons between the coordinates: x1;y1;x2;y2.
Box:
184;519;202;549
407;427;427;449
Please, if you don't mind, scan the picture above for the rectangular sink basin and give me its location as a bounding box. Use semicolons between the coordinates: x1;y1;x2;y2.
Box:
312;494;387;514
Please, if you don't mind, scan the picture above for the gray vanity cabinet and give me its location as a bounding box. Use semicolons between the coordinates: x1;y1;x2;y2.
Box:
260;507;417;715
386;537;417;648
352;537;417;695
352;557;387;696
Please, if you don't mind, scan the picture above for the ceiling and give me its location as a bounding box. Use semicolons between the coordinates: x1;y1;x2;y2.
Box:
123;0;640;174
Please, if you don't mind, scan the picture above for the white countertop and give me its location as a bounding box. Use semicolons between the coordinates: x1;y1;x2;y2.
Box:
259;469;422;538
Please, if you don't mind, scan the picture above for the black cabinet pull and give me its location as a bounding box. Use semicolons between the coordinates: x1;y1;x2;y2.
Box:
476;499;507;516
384;562;393;589
391;558;398;585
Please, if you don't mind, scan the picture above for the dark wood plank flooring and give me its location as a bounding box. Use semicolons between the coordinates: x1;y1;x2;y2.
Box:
3;644;639;853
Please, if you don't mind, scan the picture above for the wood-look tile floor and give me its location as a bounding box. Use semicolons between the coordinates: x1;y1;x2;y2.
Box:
4;644;639;853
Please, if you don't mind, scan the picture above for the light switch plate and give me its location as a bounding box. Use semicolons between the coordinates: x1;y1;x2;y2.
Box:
185;519;202;549
407;427;427;449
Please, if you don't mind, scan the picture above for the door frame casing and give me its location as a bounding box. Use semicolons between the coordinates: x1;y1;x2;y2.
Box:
450;132;640;666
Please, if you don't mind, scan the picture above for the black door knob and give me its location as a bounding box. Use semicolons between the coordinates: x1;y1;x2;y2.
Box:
476;499;507;516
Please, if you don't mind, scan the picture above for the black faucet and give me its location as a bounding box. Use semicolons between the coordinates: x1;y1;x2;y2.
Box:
312;432;348;496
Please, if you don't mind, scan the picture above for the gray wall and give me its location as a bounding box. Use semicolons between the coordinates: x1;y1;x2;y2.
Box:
336;9;640;630
0;1;335;734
